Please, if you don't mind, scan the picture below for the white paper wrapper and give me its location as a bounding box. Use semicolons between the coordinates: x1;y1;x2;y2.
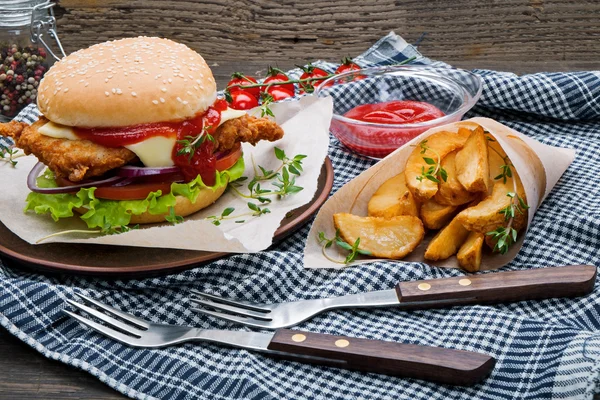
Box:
0;95;332;252
304;117;575;270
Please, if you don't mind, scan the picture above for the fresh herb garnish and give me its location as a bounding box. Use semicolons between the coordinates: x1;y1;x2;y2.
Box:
318;230;372;265
176;123;215;161
35;223;139;243
415;140;447;183
206;202;270;226
0;142;23;167
165;206;184;225
485;135;530;254
230;147;306;201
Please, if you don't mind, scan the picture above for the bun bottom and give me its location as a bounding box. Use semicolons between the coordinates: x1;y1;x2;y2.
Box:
75;184;227;225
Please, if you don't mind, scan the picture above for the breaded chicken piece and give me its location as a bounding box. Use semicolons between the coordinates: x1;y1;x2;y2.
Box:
1;117;137;182
213;115;284;152
0;114;284;182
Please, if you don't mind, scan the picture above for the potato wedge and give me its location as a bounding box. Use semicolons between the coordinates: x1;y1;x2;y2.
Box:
456;177;527;234
455;126;490;193
420;198;459;230
368;173;419;218
424;216;470;261
333;213;424;259
434;150;479;206
405;128;472;202
457;232;484;272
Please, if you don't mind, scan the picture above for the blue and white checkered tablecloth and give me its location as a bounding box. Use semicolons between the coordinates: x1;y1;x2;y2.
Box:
1;32;600;400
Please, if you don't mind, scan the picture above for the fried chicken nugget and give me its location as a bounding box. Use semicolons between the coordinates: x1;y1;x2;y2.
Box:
1;117;137;182
1;114;284;182
214;115;284;152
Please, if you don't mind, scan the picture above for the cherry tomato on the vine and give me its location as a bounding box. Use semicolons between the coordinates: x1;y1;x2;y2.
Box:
298;64;330;93
227;90;259;110
227;72;261;99
266;86;294;101
263;66;294;94
335;57;361;74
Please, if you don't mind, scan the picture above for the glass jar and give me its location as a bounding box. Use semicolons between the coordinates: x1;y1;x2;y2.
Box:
0;0;63;121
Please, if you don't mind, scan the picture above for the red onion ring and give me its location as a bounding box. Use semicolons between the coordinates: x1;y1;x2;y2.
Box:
27;162;125;194
117;165;181;178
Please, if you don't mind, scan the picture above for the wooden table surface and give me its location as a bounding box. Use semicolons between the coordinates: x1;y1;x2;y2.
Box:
1;0;599;398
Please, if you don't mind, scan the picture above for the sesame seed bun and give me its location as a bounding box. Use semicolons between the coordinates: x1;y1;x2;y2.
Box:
37;37;217;128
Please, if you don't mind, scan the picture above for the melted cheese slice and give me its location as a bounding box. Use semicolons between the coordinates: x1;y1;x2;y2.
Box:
37;107;247;167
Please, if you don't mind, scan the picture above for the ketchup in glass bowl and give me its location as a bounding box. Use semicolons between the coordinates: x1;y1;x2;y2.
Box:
315;65;482;158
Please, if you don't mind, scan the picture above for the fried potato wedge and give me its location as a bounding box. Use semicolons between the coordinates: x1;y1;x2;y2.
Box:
333;213;424;259
368;173;419;218
420;199;459;230
456;178;527;234
487;136;509;190
457;232;484;272
405;128;472;202
434;150;479;206
424;217;470;261
455;126;490;193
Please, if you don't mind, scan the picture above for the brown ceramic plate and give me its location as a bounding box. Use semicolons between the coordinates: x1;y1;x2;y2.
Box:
0;158;333;277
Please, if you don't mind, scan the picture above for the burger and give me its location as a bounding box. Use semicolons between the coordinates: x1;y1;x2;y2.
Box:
0;37;283;229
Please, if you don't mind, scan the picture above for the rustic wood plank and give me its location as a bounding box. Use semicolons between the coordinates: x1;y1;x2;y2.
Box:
49;0;599;76
0;326;125;399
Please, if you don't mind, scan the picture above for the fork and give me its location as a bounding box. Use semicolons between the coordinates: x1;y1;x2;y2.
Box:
63;293;495;386
190;264;597;329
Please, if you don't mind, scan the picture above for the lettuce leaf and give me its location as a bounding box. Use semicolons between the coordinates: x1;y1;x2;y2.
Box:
24;157;245;229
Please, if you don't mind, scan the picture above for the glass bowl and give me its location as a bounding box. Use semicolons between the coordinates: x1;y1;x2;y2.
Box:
315;65;482;158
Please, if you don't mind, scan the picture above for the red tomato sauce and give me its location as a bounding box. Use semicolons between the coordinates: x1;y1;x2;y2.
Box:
74;99;229;186
344;100;444;124
332;100;445;158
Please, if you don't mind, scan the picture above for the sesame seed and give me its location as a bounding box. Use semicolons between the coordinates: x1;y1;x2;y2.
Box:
63;88;69;93
182;100;188;105
105;92;110;96
152;100;159;105
176;97;182;103
161;87;167;92
105;78;109;83
85;82;89;87
111;88;116;94
160;97;165;103
168;78;172;83
131;92;137;97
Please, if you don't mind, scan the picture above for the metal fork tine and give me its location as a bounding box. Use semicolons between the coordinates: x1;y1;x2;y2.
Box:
62;310;140;345
189;298;273;321
76;293;150;329
66;299;143;338
191;307;271;329
190;290;271;313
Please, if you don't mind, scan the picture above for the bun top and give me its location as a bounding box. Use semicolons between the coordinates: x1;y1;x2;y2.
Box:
37;37;217;127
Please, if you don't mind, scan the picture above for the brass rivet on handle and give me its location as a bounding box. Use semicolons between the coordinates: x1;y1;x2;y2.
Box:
458;279;472;286
292;334;306;343
335;339;350;348
417;283;431;291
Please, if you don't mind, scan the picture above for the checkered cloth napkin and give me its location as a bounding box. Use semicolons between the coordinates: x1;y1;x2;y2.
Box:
2;32;600;400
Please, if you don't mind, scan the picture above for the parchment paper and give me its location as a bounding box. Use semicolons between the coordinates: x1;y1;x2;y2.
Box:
0;95;332;252
304;117;575;270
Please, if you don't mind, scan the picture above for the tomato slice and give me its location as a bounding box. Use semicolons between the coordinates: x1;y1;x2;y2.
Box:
215;143;242;172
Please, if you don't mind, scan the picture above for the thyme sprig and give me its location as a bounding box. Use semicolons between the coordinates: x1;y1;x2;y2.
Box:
176;123;215;161
0;142;24;167
206;203;271;226
230;147;306;201
36;223;139;243
318;230;372;264
415;140;447;183
165;206;184;225
484;135;530;254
